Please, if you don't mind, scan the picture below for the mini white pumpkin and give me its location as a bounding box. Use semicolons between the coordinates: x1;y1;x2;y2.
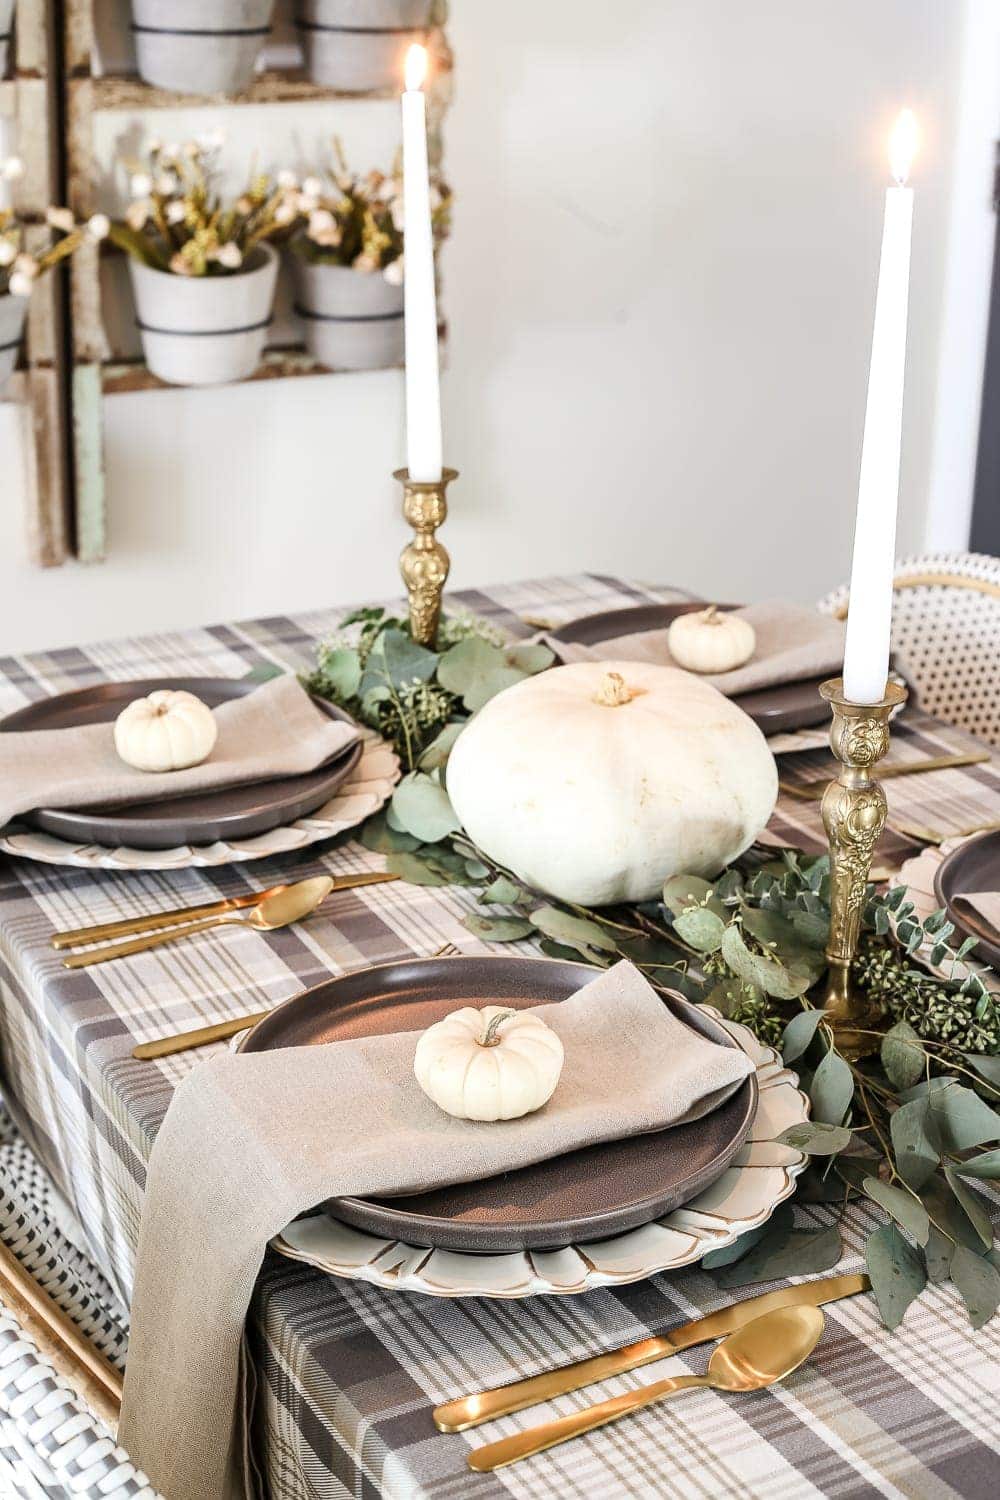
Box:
667;606;756;674
446;660;778;906
413;1005;564;1121
113;689;218;772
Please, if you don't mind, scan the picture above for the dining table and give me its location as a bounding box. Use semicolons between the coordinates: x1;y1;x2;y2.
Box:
0;572;998;1500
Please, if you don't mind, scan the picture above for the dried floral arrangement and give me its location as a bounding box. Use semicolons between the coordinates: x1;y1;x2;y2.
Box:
301;611;1000;1333
109;135;302;277
291;141;452;284
0;156;108;297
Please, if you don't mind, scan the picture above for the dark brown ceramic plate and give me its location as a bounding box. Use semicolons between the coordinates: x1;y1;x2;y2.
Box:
934;830;1000;973
240;955;758;1253
549;601;830;733
0;677;361;850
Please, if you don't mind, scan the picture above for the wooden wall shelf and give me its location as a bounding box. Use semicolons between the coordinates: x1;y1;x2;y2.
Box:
77;62;451;114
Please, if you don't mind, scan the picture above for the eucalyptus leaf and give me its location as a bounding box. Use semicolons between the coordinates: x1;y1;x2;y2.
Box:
890;1098;940;1192
809;1050;855;1126
720;924;812;1000
505;641;554;674
863;1178;930;1244
881;1021;925;1091
390;773;461;843
924;1225;954;1283
615;935;687;973
464;665;528;712
712;1221;842;1288
865;1223;927;1330
781;1008;824;1064
944;1167;994;1248
312;647;360;699
714;869;745;904
921;1174;991;1253
438;638;521;710
673;906;726;953
462;913;536;943
965;1054;1000;1089
954;1147;1000;1180
790;910;830;948
417;720;465;771
479;876;531;907
464;858;490;880
924;1084;1000;1152
742;908;821;958
538;937;597;965
531;907;617;954
384;851;450;887
359;628;437;699
777;1122;852;1155
359;811;420;854
700;1215;777;1270
950;1244;1000;1329
661;875;725;918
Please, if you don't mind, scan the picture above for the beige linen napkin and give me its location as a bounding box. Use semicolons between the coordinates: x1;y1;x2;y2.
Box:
551;601;846;696
0;675;358;828
119;961;753;1500
956;892;1000;939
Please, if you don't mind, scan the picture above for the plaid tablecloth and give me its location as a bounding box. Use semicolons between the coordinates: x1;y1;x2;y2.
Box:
0;574;998;1500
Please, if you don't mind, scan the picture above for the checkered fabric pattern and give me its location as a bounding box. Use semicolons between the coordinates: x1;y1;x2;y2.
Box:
0;575;998;1500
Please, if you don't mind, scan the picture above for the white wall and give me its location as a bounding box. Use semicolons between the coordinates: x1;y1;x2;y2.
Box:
0;0;988;654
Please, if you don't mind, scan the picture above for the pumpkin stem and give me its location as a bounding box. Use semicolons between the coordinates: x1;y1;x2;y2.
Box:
479;1008;517;1047
593;671;635;708
700;605;720;625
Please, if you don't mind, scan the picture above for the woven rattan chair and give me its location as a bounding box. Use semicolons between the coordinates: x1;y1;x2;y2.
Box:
819;551;1000;744
0;1102;160;1499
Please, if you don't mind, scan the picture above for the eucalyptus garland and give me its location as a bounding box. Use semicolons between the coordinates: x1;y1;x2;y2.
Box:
305;613;1000;1332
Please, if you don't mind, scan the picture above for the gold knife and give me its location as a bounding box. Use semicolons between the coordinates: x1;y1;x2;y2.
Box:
132;1011;271;1060
433;1272;870;1432
780;750;991;802
52;872;398;950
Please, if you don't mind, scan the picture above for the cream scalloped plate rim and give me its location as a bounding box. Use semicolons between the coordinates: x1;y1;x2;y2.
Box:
0;732;400;871
273;1011;810;1299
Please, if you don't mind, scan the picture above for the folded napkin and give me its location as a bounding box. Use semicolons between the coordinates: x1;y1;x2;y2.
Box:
956;892;1000;939
120;961;753;1500
551;601;846;696
0;675;358;829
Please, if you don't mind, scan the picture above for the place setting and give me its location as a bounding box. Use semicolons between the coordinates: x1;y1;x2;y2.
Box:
0;24;998;1500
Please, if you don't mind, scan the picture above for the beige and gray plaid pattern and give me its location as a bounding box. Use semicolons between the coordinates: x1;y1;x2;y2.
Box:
0;575;997;1499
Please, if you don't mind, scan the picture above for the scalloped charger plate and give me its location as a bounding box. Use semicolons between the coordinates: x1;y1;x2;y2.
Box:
0;731;400;871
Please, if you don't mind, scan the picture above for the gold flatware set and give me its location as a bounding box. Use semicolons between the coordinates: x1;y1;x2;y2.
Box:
439;1272;871;1471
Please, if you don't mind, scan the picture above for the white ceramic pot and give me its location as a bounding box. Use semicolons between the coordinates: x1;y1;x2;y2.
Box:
129;245;278;387
131;0;275;94
0;293;26;392
292;256;404;371
297;0;431;92
0;0;13;80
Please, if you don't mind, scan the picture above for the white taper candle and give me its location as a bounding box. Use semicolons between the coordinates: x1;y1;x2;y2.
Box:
401;44;443;483
842;110;918;705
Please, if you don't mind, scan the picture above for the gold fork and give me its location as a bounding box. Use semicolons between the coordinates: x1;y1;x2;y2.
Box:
132;942;462;1060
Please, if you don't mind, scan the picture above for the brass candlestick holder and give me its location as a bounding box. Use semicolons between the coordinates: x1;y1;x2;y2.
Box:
395;467;458;647
819;675;908;1058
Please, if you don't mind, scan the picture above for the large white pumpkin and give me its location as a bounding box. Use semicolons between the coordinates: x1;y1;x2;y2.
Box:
446;661;778;905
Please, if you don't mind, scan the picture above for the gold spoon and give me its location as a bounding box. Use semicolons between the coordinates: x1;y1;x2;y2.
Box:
62;877;334;970
467;1305;825;1472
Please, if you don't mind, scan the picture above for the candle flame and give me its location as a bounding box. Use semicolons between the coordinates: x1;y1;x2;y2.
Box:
888;109;919;185
405;43;428;91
